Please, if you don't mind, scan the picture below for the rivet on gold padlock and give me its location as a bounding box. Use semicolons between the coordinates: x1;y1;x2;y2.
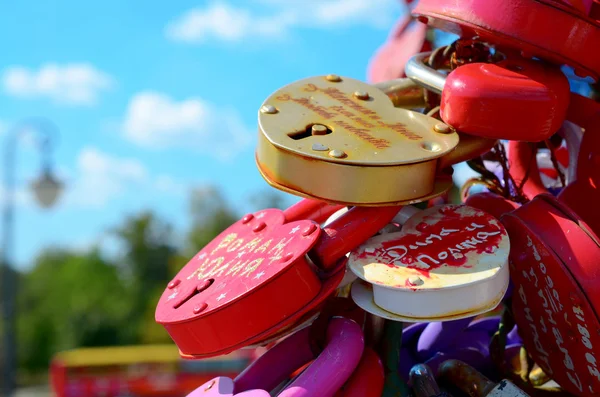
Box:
256;74;495;206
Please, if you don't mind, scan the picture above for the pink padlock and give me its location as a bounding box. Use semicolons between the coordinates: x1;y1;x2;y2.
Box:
186;317;364;397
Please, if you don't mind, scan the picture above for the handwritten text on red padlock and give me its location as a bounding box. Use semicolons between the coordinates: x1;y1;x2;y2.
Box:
517;235;600;394
186;226;296;281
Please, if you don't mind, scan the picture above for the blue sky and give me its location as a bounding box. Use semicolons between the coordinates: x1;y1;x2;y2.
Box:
0;0;421;269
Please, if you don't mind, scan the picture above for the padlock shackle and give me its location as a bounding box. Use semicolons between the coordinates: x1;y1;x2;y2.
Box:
438;359;495;397
283;199;345;225
372;77;427;109
405;52;446;94
410;364;443;397
507;141;547;201
310;205;402;271
278;317;364;397
233;326;314;393
506;120;581;200
234;318;364;396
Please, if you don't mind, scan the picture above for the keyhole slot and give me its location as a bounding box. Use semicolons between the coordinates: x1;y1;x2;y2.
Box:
173;279;214;309
288;124;332;140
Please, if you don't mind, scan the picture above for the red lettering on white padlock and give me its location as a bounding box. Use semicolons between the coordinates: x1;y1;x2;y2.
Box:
155;199;399;358
348;205;509;321
502;195;600;396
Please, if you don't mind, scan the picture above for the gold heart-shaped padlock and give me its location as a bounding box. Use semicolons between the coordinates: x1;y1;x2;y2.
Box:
256;75;495;206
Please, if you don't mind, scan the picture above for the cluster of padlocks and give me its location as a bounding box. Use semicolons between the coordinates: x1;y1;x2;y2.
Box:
154;1;600;396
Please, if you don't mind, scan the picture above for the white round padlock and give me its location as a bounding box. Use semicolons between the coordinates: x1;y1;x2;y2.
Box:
348;204;510;322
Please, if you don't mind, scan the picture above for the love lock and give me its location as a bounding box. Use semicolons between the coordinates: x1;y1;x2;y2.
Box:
412;0;600;80
186;317;364;397
256;73;496;206
348;204;510;321
155;198;400;358
438;359;530;396
558;99;600;235
501;194;600;396
400;316;524;383
405;52;570;142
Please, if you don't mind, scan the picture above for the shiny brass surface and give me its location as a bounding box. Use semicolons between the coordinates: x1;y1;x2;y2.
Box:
256;75;459;205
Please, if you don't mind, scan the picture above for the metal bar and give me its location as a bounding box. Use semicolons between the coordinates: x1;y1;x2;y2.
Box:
405;52;447;94
373;78;427;109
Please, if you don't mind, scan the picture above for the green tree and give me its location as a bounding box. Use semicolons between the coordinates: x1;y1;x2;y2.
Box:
187;186;238;254
112;211;177;341
17;248;130;374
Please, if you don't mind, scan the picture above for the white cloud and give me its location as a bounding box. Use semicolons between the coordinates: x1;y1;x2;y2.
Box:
67;147;148;207
166;0;398;43
154;174;187;195
62;147;188;208
2;63;114;105
122;92;252;160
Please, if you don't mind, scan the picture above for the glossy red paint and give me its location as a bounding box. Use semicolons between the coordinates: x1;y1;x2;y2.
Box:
412;0;600;80
507;141;547;200
501;195;600;396
310;205;402;271
464;192;520;220
558;97;600;235
335;348;385;397
156;200;399;358
440;59;570;141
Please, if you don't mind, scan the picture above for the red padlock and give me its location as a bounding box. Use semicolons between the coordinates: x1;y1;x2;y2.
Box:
412;0;600;80
367;10;430;84
558;95;600;235
440;58;570;142
501;194;600;396
504;120;582;200
405;52;570;142
155;199;400;358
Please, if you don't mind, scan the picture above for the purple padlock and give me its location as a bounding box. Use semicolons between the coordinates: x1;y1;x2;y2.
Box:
187;317;364;397
415;317;474;361
399;316;524;382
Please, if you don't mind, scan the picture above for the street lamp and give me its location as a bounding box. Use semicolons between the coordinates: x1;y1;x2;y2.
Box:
1;118;63;396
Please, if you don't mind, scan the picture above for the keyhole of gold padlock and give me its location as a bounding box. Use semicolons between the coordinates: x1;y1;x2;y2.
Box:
288;123;333;141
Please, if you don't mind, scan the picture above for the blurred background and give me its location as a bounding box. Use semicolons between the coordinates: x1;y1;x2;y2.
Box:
0;1;418;395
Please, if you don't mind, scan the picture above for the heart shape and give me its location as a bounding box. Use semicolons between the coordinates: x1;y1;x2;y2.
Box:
156;209;322;357
349;205;509;319
257;74;459;205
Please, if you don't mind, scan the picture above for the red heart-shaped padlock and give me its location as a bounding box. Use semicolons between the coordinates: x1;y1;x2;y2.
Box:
501;194;600;396
156;199;400;358
441;58;570;142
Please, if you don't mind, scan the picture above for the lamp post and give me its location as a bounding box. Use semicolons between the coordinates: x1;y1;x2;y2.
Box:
1;118;63;396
